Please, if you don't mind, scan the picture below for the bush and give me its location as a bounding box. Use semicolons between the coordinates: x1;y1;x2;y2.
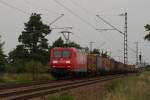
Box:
4;60;26;73
25;60;49;80
144;66;150;71
25;60;48;73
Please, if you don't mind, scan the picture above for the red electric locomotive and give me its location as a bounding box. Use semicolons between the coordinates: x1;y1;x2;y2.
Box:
50;47;87;77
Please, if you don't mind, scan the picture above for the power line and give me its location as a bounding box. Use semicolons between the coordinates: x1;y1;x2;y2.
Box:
23;0;60;15
52;0;110;49
96;15;124;35
128;46;136;53
49;14;64;26
52;0;129;62
69;0;126;44
69;0;94;16
52;0;97;30
52;0;120;53
0;0;30;15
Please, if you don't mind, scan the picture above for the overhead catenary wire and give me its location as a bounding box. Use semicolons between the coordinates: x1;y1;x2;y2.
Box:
128;46;136;53
96;15;124;35
69;0;95;16
1;0;131;63
23;0;60;15
52;0;113;51
23;0;66;28
52;0;97;30
0;0;30;15
68;0;123;36
96;14;129;65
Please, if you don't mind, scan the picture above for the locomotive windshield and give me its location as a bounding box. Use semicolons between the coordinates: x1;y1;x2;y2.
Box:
54;50;70;58
63;50;70;58
54;50;62;58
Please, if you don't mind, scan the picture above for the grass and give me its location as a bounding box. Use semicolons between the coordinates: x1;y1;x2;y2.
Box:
0;73;53;83
48;91;74;100
1;71;150;100
47;71;150;100
102;71;150;100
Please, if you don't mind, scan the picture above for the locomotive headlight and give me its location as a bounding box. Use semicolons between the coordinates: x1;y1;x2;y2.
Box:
66;60;70;64
67;66;71;68
53;60;58;64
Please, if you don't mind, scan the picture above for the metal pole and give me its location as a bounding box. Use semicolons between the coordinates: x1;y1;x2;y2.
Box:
139;51;142;67
89;41;95;52
96;13;128;65
124;12;128;65
135;42;139;66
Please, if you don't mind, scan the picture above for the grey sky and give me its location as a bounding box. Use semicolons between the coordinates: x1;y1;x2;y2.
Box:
0;0;149;64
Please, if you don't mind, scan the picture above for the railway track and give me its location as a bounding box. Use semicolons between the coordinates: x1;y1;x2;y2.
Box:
0;74;124;100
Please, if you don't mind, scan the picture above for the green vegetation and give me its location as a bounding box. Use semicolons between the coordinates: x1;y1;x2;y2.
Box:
91;48;100;54
0;35;6;72
51;36;82;49
0;60;52;83
48;91;74;100
144;65;150;71
9;13;51;65
102;71;150;100
47;71;150;100
0;73;52;83
0;13;88;83
144;24;150;41
3;13;51;76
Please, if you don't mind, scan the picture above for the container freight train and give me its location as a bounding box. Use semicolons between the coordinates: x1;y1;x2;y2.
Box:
50;47;136;78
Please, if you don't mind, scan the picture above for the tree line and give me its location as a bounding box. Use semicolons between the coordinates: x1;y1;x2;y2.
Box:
0;13;88;73
0;13;150;73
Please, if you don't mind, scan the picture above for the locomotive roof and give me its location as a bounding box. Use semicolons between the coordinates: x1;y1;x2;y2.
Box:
52;47;89;54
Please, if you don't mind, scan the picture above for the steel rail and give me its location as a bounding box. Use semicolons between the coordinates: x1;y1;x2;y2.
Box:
0;75;124;100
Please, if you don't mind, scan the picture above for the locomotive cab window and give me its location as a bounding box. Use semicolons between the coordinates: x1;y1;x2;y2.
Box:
63;50;70;58
54;50;70;58
54;50;62;58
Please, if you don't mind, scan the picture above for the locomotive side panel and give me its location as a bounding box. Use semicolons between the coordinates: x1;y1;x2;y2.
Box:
74;50;87;72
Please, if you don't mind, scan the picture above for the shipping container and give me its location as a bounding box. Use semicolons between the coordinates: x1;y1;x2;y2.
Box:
127;65;136;72
118;62;124;73
96;55;102;73
87;54;97;73
102;58;111;72
110;59;116;73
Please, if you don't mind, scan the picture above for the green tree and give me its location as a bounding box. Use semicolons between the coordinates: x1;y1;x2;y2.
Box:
52;37;64;48
144;24;150;41
67;41;82;49
10;13;51;65
51;37;82;49
101;51;109;58
8;45;29;73
8;45;29;63
0;35;6;72
91;48;100;54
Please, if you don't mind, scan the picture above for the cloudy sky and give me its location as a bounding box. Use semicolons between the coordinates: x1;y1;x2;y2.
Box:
0;0;150;64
